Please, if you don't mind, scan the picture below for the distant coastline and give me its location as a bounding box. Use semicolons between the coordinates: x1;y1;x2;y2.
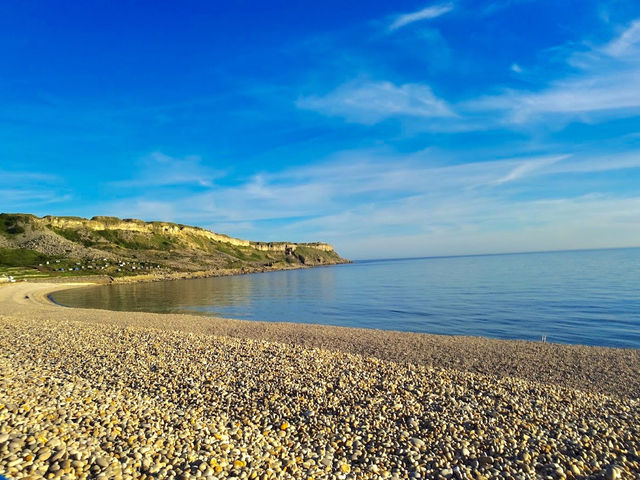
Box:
353;245;640;263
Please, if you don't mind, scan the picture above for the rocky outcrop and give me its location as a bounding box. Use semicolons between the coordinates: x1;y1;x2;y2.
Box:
251;242;335;253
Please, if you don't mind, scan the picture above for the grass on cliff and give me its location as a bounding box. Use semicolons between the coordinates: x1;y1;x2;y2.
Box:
0;214;28;235
211;241;277;263
47;225;178;252
95;230;175;251
0;248;50;266
50;228;98;247
293;246;343;264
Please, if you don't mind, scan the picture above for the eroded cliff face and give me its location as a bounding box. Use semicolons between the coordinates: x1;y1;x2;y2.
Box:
252;242;335;253
40;216;336;253
42;216;252;248
0;213;348;278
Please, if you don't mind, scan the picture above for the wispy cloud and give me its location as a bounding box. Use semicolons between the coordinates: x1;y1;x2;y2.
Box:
388;3;454;32
603;19;640;57
94;147;640;256
490;155;568;185
0;170;70;212
111;152;224;188
297;80;455;124
465;18;640;124
318;194;640;258
299;17;640;131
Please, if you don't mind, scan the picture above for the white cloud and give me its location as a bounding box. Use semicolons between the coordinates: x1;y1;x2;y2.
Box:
94;147;640;256
298;20;640;130
112;152;224;188
490;155;568;185
0;189;71;205
334;197;640;258
467;70;640;122
388;3;454;32
0;170;70;212
465;19;640;124
297;80;455;124
603;19;640;57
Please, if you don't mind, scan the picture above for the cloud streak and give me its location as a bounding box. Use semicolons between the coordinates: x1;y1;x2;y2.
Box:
388;3;454;32
603;19;640;57
0;170;71;212
111;152;224;188
464;18;640;124
94;147;640;257
297;80;455;124
298;17;640;131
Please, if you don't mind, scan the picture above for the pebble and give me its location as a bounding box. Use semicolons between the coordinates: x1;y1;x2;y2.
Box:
0;310;639;479
605;465;622;480
410;438;425;449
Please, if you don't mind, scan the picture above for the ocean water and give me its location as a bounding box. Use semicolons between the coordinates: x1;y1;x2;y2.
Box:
50;248;640;348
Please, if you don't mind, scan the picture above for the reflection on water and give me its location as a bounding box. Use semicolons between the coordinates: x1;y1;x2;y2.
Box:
51;248;640;348
54;266;340;318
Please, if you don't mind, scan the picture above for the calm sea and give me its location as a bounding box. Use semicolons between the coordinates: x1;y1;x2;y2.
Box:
50;248;640;349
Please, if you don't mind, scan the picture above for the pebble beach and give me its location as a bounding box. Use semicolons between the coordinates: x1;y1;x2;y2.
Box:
0;283;639;480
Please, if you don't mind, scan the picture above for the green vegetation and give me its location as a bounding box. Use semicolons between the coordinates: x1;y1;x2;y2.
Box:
50;227;98;247
91;216;123;225
212;241;275;263
294;245;342;264
96;230;175;250
0;214;29;235
0;213;347;279
0;248;50;266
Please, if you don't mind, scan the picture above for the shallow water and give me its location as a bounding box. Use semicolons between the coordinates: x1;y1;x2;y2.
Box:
51;248;640;348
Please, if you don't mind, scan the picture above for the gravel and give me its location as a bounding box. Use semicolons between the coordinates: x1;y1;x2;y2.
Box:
0;282;638;479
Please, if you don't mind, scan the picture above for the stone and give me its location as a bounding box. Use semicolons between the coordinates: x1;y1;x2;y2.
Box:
605;465;621;480
410;438;425;449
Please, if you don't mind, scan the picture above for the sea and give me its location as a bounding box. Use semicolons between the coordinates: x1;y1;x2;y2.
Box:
50;248;640;349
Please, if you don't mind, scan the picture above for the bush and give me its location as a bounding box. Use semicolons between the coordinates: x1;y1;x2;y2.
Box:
0;214;27;235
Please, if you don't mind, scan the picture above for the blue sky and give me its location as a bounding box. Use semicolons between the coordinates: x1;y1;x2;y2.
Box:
2;1;640;259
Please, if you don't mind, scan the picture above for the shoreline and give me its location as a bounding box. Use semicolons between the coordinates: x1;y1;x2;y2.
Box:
2;281;639;400
46;279;640;353
1;282;639;479
21;260;351;286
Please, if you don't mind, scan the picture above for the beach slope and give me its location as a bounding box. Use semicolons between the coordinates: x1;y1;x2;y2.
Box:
0;282;638;479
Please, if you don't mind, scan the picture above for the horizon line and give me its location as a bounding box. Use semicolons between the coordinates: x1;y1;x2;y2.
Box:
353;245;640;263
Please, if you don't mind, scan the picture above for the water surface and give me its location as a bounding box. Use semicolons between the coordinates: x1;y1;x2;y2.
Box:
51;248;640;348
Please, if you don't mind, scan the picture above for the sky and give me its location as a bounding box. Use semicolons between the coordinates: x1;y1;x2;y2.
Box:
2;0;640;259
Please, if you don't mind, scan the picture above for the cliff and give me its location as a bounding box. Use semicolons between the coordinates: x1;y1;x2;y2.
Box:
0;213;349;280
41;216;336;253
